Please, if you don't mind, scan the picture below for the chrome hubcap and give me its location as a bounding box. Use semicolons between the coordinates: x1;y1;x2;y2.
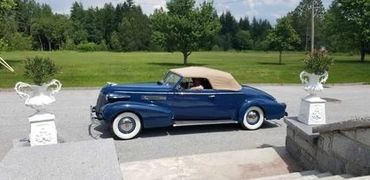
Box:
118;117;135;133
247;110;259;124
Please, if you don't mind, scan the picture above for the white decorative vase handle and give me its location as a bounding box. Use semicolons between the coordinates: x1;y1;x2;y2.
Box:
320;71;329;84
46;79;62;95
15;82;32;100
299;71;309;84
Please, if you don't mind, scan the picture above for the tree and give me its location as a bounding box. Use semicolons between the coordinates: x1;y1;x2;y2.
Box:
218;11;238;50
239;17;250;31
151;0;220;65
0;0;15;15
267;18;300;64
250;17;272;49
233;30;252;50
336;0;370;62
117;4;151;51
322;1;354;52
110;31;121;51
0;0;16;37
287;0;325;51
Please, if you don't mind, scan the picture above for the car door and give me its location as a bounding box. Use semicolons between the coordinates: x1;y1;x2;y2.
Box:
169;88;244;120
170;89;219;120
211;90;245;120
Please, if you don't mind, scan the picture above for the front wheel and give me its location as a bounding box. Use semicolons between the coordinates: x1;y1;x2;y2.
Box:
112;112;142;140
241;106;264;130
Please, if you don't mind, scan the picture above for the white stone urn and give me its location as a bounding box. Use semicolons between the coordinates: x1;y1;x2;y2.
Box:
298;71;328;125
299;71;328;96
15;79;62;146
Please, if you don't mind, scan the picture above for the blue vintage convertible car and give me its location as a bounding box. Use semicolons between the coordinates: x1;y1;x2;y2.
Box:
92;66;287;140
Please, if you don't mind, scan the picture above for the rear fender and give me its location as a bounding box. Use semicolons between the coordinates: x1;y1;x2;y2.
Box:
238;99;285;122
102;101;173;128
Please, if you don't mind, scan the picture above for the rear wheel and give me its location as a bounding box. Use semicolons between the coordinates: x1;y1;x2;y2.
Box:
112;112;142;140
241;106;264;130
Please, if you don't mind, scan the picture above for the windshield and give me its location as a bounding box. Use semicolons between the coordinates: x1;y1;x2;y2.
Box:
163;72;181;86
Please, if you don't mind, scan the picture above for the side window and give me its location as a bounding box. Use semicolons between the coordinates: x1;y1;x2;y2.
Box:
200;78;212;89
179;77;192;90
181;78;213;91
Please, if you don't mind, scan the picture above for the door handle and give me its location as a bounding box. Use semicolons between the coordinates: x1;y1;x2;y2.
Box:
208;95;215;99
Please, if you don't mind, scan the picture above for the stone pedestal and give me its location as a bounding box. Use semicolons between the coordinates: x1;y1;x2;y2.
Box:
29;113;57;146
298;95;326;125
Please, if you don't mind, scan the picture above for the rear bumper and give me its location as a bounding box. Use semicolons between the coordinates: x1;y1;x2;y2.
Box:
281;102;288;116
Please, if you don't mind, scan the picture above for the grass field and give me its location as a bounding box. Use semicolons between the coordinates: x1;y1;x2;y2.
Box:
0;51;369;88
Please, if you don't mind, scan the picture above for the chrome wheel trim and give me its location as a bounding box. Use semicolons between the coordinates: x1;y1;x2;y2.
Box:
246;110;260;125
242;106;264;130
112;112;141;140
118;117;136;134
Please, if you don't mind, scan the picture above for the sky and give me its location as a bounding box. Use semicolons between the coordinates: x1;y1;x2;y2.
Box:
35;0;332;24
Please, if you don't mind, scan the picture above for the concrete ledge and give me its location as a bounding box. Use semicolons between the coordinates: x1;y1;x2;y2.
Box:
1;139;122;180
285;117;320;171
286;116;370;176
284;117;320;140
313;117;370;133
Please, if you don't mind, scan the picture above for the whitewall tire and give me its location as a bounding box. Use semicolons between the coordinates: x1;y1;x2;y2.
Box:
112;112;142;140
241;106;264;130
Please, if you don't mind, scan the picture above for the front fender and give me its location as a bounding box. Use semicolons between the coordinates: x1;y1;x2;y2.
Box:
102;101;173;128
238;99;286;122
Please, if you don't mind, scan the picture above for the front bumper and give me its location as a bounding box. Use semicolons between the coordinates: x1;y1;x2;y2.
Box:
90;105;101;124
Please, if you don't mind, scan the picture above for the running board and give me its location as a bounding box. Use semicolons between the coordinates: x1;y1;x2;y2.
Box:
173;120;238;127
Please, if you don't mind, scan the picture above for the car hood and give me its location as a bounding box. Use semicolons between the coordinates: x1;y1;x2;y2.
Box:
101;82;173;94
241;85;276;101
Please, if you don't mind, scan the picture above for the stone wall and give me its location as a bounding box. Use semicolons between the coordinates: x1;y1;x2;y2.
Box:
285;117;370;176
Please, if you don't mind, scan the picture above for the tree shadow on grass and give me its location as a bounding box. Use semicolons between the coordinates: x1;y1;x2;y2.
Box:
147;62;208;67
6;59;23;66
257;62;286;65
335;60;370;64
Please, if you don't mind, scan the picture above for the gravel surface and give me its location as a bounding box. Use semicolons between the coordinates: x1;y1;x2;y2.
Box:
1;85;369;162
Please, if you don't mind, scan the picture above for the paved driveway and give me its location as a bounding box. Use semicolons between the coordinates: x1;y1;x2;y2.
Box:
1;85;369;162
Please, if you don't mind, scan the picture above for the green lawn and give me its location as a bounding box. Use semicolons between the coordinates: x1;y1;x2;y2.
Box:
0;51;369;88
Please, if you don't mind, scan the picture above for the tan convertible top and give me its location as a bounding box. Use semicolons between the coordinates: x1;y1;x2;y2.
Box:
170;66;242;91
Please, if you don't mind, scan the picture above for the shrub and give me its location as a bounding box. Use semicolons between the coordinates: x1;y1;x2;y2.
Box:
97;40;108;51
76;42;98;52
7;33;32;50
64;38;76;50
303;49;334;75
24;56;59;85
0;38;8;51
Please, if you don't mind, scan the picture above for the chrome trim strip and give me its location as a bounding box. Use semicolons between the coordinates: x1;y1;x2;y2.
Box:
173;120;238;127
116;91;172;95
177;92;244;95
115;91;243;95
141;95;167;101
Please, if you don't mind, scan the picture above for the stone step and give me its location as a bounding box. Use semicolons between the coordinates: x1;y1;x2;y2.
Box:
1;139;122;180
252;170;324;180
298;172;332;180
254;172;354;180
348;176;370;180
120;147;302;180
319;174;353;180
